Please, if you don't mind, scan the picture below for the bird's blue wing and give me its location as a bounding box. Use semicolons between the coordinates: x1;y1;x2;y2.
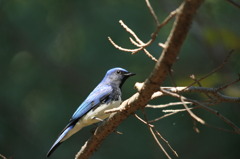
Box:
46;85;112;157
70;84;113;122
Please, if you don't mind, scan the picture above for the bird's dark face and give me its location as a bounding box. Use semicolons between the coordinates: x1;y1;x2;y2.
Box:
103;67;135;88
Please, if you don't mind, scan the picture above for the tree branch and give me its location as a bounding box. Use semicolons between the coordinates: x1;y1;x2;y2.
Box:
159;89;240;134
135;83;240;103
0;154;7;159
225;0;240;9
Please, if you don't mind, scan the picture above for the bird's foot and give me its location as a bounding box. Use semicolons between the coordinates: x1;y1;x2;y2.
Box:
91;116;104;122
114;130;123;135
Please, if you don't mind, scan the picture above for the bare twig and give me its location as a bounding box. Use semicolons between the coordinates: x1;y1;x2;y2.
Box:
204;122;239;134
108;8;177;62
108;37;142;52
186;98;240;134
149;127;172;159
164;86;240;103
119;20;144;45
141;49;158;62
149;112;178;123
134;113;154;127
135;111;178;157
146;101;192;108
152;9;178;43
159;89;240;134
193;120;200;133
154;130;179;157
150;104;239;134
0;154;7;159
185;50;234;89
225;0;240;9
142;109;179;157
181;97;205;125
216;75;240;91
135;83;240;103
162;107;196;113
145;0;160;25
129;37;158;61
118;20;158;62
108;21;158;62
190;74;202;87
141;109;173;159
104;106;121;113
104;98;131;114
158;42;166;48
190;74;213;99
161;89;205;125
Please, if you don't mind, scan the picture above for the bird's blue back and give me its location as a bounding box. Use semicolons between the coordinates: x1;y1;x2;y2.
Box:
70;67;128;122
70;83;113;122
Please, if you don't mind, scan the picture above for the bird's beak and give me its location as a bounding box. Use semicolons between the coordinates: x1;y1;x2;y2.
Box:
124;72;136;77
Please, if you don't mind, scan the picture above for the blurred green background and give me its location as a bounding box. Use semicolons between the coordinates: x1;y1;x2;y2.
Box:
0;0;240;158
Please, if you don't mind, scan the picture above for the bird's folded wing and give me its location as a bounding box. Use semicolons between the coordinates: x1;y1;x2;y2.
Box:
69;85;113;123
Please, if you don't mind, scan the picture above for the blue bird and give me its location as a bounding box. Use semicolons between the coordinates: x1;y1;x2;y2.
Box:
47;67;135;157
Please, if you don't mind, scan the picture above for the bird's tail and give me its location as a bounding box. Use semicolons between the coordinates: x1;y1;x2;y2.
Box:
47;125;74;157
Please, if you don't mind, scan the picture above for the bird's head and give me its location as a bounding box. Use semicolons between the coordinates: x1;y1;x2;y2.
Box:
102;67;135;88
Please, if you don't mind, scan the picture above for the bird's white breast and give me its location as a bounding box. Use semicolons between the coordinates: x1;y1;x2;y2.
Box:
80;97;121;126
64;97;122;140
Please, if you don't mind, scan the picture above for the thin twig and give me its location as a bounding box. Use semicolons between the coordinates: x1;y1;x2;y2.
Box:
108;9;177;62
163;92;205;124
129;37;158;61
154;130;179;157
162;86;240;103
134;113;154;127
119;20;144;45
193;120;200;133
225;0;240;9
129;37;141;47
185;98;240;134
204;122;239;134
190;74;213;99
154;89;240;134
190;74;202;87
158;43;166;48
158;89;240;134
141;109;173;159
0;154;7;159
145;0;160;25
162;107;196;113
119;21;158;61
152;9;178;43
135;110;178;157
216;75;240;91
180;96;205;124
149;112;178;123
108;37;142;52
146;101;192;108
109;22;158;62
159;88;240;134
105;98;131;114
104;107;120;113
135;83;240;103
149;127;172;159
184;50;234;90
142;49;158;62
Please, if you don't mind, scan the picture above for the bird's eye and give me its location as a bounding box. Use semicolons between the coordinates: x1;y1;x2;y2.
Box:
116;70;121;74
